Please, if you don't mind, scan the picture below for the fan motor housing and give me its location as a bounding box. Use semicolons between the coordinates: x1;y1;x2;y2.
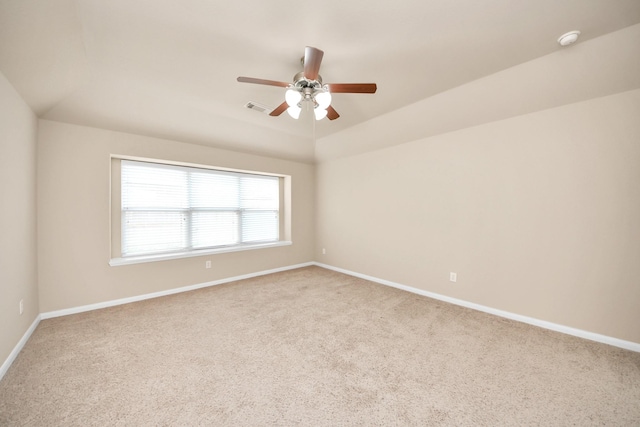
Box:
293;71;322;88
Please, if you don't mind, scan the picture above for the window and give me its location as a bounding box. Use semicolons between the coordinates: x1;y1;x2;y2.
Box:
114;159;285;263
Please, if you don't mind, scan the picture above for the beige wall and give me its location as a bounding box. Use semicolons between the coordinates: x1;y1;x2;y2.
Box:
316;89;640;343
0;72;39;364
37;120;315;312
2;38;639;372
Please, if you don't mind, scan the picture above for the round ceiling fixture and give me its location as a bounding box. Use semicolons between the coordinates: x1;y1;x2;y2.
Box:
558;30;581;47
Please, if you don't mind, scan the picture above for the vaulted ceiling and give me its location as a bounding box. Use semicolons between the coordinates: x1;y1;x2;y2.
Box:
2;0;640;162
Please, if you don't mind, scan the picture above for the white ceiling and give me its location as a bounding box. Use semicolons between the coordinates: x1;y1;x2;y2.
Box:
2;0;640;163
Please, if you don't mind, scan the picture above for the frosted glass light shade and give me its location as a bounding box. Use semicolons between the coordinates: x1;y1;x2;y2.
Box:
314;108;328;121
315;91;331;110
285;89;302;107
287;105;301;119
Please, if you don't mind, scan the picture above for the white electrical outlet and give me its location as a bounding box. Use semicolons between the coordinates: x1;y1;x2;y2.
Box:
322;248;326;255
19;299;24;315
449;272;457;283
205;260;211;269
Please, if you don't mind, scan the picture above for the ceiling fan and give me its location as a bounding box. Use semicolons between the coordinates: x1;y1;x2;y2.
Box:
237;46;377;121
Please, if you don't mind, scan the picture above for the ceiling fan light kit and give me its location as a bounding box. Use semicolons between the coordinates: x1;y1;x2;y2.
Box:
284;85;332;120
237;46;377;121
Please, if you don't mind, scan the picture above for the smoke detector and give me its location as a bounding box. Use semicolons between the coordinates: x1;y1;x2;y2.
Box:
558;30;580;47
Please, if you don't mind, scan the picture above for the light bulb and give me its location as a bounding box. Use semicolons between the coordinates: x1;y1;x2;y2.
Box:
287;105;301;119
315;90;332;110
285;88;302;107
314;108;328;121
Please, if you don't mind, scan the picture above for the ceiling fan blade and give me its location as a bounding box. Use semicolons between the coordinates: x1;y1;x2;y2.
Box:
326;83;377;94
269;101;289;117
303;46;324;81
237;76;290;88
326;105;340;120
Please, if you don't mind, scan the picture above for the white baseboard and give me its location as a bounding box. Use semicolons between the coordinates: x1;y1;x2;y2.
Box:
0;314;41;382
4;260;636;384
314;262;640;353
41;262;315;320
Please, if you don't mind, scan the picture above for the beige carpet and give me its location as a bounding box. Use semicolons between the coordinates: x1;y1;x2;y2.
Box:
1;266;639;426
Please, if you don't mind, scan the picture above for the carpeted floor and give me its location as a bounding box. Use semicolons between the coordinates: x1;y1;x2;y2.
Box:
1;266;639;425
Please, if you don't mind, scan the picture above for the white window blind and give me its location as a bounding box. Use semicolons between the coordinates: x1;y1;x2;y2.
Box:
121;160;279;257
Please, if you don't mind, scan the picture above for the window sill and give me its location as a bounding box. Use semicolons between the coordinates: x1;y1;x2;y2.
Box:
109;240;292;266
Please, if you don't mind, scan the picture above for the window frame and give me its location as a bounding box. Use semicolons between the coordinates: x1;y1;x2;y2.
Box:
109;155;292;266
